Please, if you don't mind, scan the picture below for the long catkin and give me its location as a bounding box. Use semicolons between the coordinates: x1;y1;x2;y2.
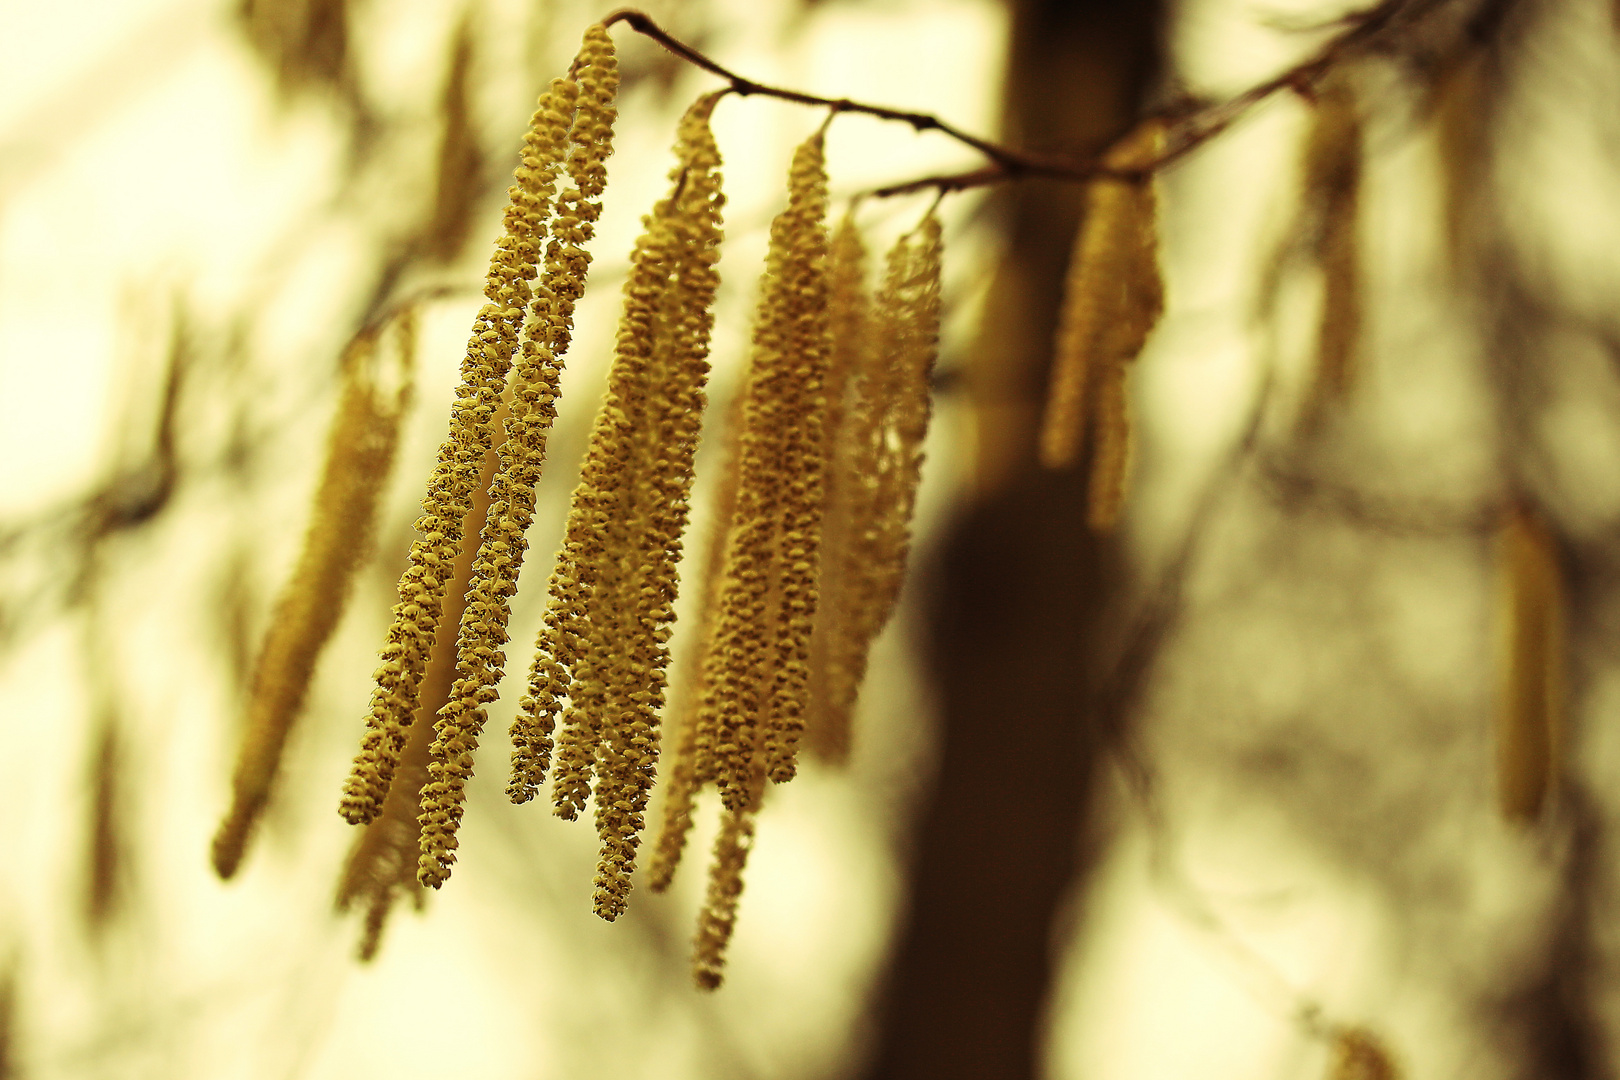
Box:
807;211;944;761
510;90;726;918
217;320;411;878
339;63;581;827
696;129;831;811
1302;78;1363;407
1498;502;1564;822
416;23;619;890
804;212;871;764
1038;119;1164;510
647;386;746;893
692;802;757;991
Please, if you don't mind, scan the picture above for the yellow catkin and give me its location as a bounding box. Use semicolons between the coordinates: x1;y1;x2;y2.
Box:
338;405;501;958
1039;120;1165;480
804;212;871;764
647;387;746;893
420;13;486;263
511;91;724;918
696;129;831;809
869;211;943;632
691;802;757;991
1303;78;1364;406
217;321;412;876
1434;52;1488;271
1327;1028;1399;1080
416;25;619;888
807;212;944;760
1498;502;1564;822
83;714;125;931
338;65;580;828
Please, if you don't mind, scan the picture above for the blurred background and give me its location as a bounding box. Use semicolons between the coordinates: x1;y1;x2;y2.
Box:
4;0;1620;1077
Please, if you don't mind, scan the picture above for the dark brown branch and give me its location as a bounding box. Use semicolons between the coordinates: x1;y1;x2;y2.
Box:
604;0;1452;197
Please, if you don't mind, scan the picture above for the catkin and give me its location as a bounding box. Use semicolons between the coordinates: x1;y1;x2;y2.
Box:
1303;78;1363;406
804;212;871;764
697;129;831;809
1498;502;1564;822
807;210;943;760
511;90;725;918
647;387;746;893
415;24;619;889
218;321;411;876
1039;119;1164;509
692;802;758;991
339;65;582;828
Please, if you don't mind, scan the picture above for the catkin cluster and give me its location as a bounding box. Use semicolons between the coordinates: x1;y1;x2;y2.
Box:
508;90;726;919
1039;119;1166;530
214;316;413;880
415;24;620;890
322;21;950;979
652;156;945;989
336;26;618;880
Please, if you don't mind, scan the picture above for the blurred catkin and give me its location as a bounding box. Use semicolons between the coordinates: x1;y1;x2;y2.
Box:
513;90;725;919
1327;1028;1399;1080
807;209;943;760
696;128;831;811
1498;502;1564;822
1038;119;1165;525
1301;77;1364;410
804;212;871;765
417;25;619;889
419;13;487;264
215;321;412;878
237;0;352;101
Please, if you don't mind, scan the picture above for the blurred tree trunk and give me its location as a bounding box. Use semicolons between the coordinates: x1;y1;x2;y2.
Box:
858;3;1165;1078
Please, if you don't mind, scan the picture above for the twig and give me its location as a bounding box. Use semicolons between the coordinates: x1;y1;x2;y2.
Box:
604;0;1451;197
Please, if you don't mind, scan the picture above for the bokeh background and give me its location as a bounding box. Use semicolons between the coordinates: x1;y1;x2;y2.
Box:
5;0;1620;1078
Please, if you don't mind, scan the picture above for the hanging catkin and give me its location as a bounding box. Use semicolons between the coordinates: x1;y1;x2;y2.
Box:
1038;119;1164;527
509;90;726;918
1498;502;1564;822
695;128;831;810
691;803;756;990
414;24;619;888
338;58;584;827
1302;77;1363;407
647;387;746;893
807;209;944;760
217;317;412;878
804;212;871;764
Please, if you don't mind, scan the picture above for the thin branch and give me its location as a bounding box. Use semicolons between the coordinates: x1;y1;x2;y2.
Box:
604;0;1455;197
